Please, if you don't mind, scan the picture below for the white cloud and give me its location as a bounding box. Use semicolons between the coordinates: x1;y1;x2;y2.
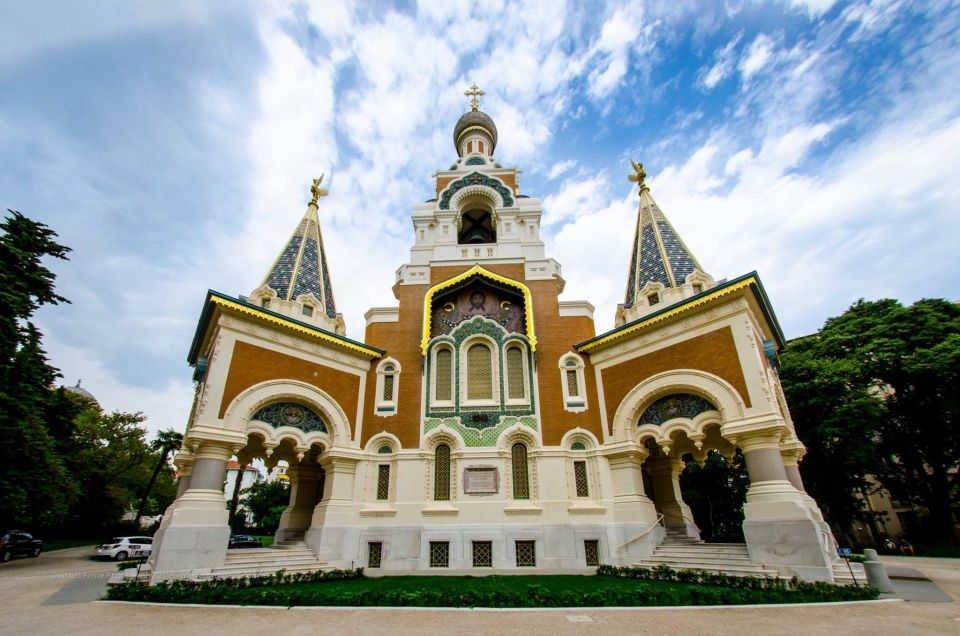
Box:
783;0;839;16
546;160;577;180
739;33;776;80
699;33;742;89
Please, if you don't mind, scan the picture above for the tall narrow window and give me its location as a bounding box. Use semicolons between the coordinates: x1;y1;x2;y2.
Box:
511;442;530;500
560;354;587;412
376;464;390;501
574;460;589;497
506;347;525;400
376;359;399;416
434;444;451;501
383;373;395;402
566;368;580;397
435;348;453;402
467;343;493;401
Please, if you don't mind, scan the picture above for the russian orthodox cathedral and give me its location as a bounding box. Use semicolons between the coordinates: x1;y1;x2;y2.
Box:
149;87;844;582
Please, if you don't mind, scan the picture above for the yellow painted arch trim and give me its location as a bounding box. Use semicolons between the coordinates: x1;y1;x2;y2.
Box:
577;277;757;353
210;296;382;359
420;264;537;356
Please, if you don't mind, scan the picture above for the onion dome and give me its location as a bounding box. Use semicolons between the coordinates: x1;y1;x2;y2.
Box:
453;109;498;154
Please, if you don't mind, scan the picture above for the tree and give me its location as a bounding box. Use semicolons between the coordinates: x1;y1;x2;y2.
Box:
241;480;290;532
0;210;74;529
134;429;183;527
680;450;749;543
780;298;960;545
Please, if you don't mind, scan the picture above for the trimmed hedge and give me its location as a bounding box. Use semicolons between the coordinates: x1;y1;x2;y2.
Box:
105;566;878;607
597;564;878;601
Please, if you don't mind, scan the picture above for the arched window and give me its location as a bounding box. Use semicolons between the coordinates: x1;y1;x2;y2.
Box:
434;347;453;404
511;442;530;500
434;444;451;501
376;358;400;416
559;354;587;412
458;209;496;244
466;343;493;401
506;346;526;402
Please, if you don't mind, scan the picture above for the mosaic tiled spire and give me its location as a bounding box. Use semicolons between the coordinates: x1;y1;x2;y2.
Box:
623;162;703;308
260;180;338;318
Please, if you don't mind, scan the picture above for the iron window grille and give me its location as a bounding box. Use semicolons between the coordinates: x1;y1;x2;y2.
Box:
376;464;390;500
434;444;451;501
515;540;536;567
429;541;450;567
584;539;600;567
574;460;589;497
368;542;382;568
511;442;530;499
472;541;492;567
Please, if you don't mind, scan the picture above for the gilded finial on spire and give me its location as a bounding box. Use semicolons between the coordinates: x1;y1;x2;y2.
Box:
464;83;485;111
628;160;649;194
309;174;328;205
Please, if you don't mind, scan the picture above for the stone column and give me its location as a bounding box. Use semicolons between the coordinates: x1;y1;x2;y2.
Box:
603;444;661;564
149;453;194;565
276;463;323;542
305;452;360;565
782;448;827;523
739;432;833;582
150;441;234;578
645;454;699;539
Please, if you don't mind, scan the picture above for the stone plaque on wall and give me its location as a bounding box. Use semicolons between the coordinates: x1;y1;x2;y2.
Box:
463;466;499;495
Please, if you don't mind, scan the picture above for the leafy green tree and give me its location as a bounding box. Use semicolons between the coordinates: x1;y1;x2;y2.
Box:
0;210;74;528
680;450;749;542
780;298;960;545
241;480;290;532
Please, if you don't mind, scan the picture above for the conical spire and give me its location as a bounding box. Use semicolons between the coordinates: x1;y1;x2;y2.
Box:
259;177;337;318
623;162;703;308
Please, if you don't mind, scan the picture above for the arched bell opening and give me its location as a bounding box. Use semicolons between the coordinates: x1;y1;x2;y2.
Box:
458;205;496;244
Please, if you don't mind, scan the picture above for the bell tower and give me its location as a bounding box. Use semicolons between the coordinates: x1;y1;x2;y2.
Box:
393;85;562;290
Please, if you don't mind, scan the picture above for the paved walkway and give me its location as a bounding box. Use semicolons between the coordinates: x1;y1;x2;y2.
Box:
1;547;958;635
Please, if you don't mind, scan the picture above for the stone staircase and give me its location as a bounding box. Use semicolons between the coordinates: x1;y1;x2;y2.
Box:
831;560;867;585
633;528;781;578
202;542;329;579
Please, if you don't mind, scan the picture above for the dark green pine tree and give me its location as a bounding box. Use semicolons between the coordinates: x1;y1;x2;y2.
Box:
0;210;75;529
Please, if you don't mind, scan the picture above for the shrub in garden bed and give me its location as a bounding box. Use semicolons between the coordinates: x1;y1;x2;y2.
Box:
105;566;877;607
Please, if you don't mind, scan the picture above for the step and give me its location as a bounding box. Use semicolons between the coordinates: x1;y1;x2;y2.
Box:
224;550;317;563
655;544;750;553
648;555;755;566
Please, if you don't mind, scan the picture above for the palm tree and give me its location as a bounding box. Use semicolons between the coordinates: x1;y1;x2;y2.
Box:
134;429;183;528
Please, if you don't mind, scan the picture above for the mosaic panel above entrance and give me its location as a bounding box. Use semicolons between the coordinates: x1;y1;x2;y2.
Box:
638;393;717;426
252;402;327;433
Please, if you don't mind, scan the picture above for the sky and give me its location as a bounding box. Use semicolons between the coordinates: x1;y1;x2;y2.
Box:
2;0;959;438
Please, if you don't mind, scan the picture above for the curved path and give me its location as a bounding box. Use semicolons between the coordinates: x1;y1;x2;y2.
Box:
1;547;957;635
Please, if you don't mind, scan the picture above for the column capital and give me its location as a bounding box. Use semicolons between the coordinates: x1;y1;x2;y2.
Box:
173;451;194;476
736;431;783;454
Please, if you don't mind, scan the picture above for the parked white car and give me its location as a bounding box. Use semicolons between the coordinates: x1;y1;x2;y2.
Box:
95;536;153;561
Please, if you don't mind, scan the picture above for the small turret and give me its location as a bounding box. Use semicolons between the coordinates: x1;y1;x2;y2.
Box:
616;162;715;326
248;176;346;334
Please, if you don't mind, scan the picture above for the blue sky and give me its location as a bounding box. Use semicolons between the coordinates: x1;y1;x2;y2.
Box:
2;0;958;436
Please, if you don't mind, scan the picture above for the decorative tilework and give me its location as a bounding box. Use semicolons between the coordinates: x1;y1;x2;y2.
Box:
263;207;337;317
622;188;703;308
251;402;327;433
465;156;486;165
638;393;717;426
423;415;537;448
438;172;514;209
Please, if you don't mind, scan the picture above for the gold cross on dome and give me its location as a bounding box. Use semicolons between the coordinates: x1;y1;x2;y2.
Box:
309;174;329;205
628;160;649;193
465;83;485;111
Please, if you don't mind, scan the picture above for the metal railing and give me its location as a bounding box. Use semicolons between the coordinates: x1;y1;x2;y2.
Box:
617;513;665;551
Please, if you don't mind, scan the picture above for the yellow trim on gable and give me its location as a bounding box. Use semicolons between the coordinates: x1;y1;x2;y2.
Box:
420;265;537;355
210;296;382;359
577;277;757;353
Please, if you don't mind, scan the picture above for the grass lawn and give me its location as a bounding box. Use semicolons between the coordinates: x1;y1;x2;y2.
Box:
922;546;960;559
107;573;878;607
252;535;274;548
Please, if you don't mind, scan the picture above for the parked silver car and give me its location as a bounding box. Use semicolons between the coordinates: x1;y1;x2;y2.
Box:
95;536;153;561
